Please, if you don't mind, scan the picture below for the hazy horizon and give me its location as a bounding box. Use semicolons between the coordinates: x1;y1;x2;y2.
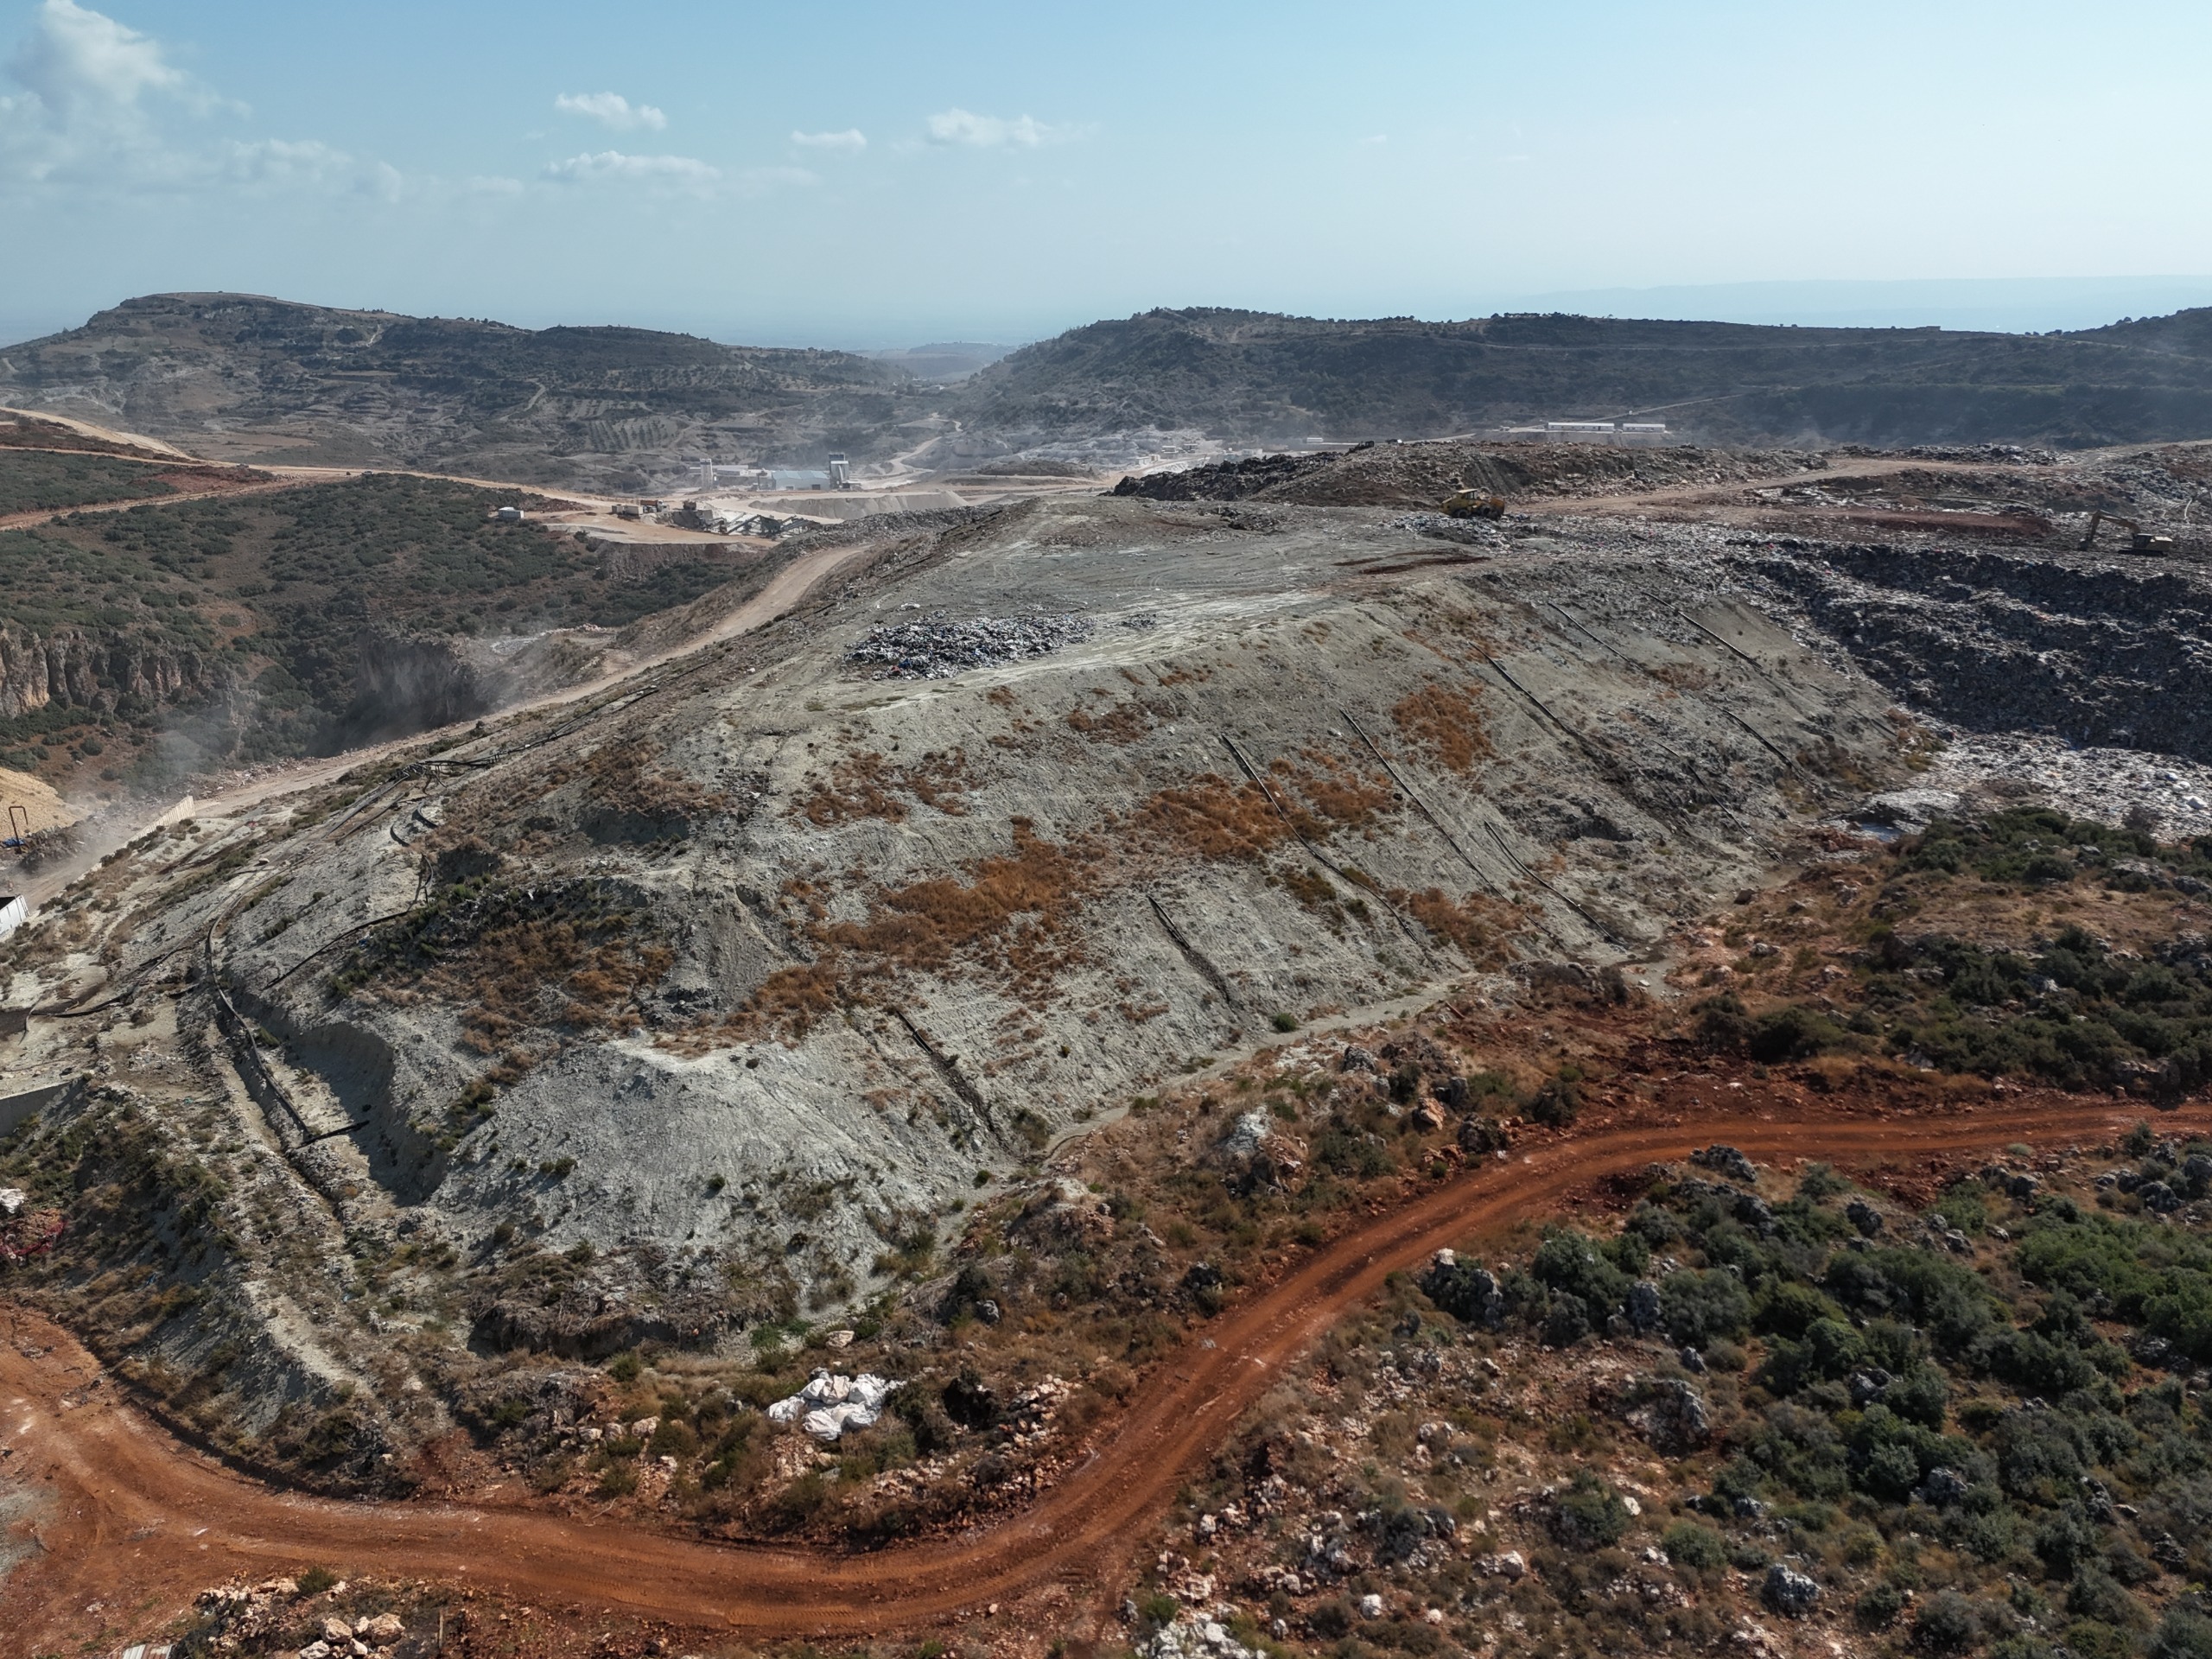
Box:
6;273;2212;361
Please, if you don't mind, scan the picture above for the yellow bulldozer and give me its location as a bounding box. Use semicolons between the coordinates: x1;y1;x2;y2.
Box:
1440;486;1507;520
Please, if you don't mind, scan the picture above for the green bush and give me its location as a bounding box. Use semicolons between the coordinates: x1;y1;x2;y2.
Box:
0;449;178;515
1525;1068;1580;1127
1531;1228;1630;1313
1660;1268;1751;1347
1661;1520;1727;1569
1855;1582;1907;1628
1913;1590;1982;1654
1550;1473;1630;1548
2151;1608;2212;1659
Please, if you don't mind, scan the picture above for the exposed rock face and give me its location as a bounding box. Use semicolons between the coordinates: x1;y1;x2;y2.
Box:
347;629;490;742
0;623;212;719
1763;1563;1821;1616
1625;1377;1712;1454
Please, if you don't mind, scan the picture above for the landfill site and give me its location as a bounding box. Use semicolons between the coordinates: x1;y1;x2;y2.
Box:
9;369;2212;1659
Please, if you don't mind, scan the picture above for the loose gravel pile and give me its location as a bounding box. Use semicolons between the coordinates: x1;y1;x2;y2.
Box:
849;611;1094;678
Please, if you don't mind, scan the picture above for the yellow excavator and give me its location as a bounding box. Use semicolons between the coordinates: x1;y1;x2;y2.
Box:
2080;510;2174;555
1440;485;1507;519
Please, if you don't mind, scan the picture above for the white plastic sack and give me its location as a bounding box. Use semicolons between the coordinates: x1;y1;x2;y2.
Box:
768;1372;899;1440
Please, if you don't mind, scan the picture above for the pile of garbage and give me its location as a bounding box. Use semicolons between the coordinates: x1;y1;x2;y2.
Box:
1389;511;1501;546
766;1371;900;1440
1916;733;2212;840
849;612;1093;679
1897;443;2059;466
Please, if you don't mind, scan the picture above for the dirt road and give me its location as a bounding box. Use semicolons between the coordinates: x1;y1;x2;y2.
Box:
14;526;885;912
2;1095;2186;1649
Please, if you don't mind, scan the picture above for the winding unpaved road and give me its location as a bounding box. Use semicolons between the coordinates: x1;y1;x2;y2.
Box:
3;1094;2191;1649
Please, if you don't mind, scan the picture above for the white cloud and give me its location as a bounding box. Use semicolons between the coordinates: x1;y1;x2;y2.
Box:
555;92;666;132
924;107;1080;149
543;149;719;187
0;1;397;199
791;127;865;152
537;152;820;200
9;0;186;119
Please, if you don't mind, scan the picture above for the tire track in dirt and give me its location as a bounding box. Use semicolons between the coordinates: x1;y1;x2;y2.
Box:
3;1096;2194;1645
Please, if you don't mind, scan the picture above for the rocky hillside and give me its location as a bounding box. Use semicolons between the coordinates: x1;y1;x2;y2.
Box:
10;454;2212;1511
0;467;779;794
15;297;2212;487
962;308;2212;450
0;485;1918;1487
0;294;930;490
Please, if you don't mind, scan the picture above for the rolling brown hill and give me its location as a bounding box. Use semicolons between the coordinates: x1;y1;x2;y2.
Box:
0;292;931;490
959;305;2212;449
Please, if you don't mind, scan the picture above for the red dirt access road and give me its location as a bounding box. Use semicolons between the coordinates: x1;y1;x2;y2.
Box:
3;1096;2195;1646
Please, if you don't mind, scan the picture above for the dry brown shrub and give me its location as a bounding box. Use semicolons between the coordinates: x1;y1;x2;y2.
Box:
727;821;1102;1035
1391;682;1492;773
579;740;731;835
1280;866;1341;912
1402;887;1512;961
1131;754;1395;864
824;818;1094;988
337;880;671;1047
799;749;973;825
740;963;841;1036
1648;662;1714;692
1066;695;1177;745
1279;752;1395;830
1131;774;1296;861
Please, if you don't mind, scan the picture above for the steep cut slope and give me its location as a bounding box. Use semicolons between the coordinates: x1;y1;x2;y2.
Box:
0;294;929;489
960;307;2212;449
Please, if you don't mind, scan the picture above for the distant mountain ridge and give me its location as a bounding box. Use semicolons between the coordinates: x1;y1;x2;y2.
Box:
956;305;2212;449
7;295;2212;478
0;292;926;490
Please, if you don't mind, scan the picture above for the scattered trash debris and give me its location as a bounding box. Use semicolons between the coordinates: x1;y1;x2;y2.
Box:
849;612;1093;678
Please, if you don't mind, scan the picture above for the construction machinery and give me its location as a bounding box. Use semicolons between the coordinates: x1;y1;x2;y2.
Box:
2080;511;2175;555
1440;486;1507;520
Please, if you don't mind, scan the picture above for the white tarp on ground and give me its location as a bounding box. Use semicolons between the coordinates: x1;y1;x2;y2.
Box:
766;1372;899;1440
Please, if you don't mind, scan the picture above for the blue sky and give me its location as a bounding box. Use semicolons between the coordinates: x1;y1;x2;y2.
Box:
3;0;2210;348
